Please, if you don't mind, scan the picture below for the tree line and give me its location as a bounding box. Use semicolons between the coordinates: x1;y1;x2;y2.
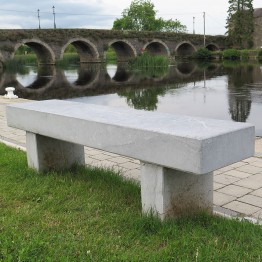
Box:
112;0;255;49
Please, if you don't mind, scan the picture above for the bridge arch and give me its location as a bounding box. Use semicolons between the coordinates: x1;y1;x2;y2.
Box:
107;40;136;62
64;64;101;88
175;62;197;77
106;64;133;82
143;40;170;56
15;66;55;90
13;39;55;65
205;43;219;51
176;41;196;57
61;38;99;63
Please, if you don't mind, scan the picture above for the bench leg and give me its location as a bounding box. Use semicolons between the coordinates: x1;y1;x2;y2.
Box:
141;163;213;220
26;132;85;172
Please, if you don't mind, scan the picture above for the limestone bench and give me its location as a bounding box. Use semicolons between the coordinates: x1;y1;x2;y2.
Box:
6;100;255;219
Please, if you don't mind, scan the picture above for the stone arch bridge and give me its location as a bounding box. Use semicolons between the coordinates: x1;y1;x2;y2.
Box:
0;29;226;65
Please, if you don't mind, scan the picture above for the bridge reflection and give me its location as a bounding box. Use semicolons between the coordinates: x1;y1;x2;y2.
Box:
0;62;224;100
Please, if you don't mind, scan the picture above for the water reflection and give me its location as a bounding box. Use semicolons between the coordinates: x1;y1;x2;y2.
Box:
118;86;167;111
227;63;254;122
0;61;262;135
62;64;101;88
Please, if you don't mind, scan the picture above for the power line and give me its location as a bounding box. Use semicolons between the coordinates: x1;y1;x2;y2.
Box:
0;8;203;17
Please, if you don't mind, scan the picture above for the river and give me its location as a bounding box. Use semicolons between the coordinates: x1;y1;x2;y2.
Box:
0;61;262;135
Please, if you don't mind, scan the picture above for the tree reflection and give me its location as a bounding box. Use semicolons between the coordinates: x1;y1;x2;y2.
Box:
118;86;167;111
226;62;253;122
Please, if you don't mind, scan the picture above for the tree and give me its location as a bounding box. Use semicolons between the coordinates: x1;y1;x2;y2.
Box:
113;0;187;33
226;0;254;48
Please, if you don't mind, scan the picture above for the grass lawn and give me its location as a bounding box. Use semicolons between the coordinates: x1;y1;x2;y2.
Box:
0;142;262;261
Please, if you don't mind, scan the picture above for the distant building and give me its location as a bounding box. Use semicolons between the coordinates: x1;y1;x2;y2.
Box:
253;8;262;49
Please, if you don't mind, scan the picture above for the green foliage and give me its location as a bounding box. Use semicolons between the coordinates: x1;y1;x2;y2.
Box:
129;52;170;68
194;48;212;60
105;47;117;63
226;0;254;48
223;48;241;60
1;143;262;260
64;44;77;53
4;54;37;73
113;0;187;32
15;44;33;55
56;53;80;67
240;50;249;60
258;49;262;62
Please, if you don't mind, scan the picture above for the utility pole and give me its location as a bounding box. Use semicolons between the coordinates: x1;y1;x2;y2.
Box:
37;9;41;29
203;12;206;47
193;17;195;34
52;6;56;29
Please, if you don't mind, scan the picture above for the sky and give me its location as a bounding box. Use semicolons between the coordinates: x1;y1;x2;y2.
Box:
0;0;261;35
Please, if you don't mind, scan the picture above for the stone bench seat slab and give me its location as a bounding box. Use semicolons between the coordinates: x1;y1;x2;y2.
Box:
6;100;255;175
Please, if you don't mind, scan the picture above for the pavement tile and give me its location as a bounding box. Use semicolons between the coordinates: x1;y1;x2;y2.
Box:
102;151;119;157
214;170;223;176
119;161;140;170
85;158;101;167
88;153;111;161
251;188;262;198
122;168;141;181
213;192;236;206
213;174;241;185
236;165;262;174
91;160;118;169
223;201;261;216
238;195;262;208
216;166;235;173
108;156;130;164
213;182;225;190
234;174;262;189
226;162;247;169
133;159;140;164
242;157;260;164
85;149;102;156
217;185;253;197
255;139;262;153
223;169;253;179
251;161;262;168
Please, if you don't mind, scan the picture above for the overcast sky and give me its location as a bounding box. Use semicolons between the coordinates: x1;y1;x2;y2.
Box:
0;0;261;35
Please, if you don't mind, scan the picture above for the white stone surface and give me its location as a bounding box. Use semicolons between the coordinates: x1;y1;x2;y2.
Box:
141;163;213;219
6;99;255;174
26;132;85;172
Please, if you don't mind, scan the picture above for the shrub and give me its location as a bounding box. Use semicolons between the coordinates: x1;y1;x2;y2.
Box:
129;52;170;68
258;49;262;62
223;49;241;60
240;50;249;61
194;48;212;60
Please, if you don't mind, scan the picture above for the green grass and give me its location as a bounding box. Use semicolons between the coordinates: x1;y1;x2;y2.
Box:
4;54;37;73
129;52;170;68
53;53;80;68
1;142;262;261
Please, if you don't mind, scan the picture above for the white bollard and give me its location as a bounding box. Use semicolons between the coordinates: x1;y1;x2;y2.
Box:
4;87;18;99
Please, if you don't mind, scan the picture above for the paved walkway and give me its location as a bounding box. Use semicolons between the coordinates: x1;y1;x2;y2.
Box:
1;97;262;220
